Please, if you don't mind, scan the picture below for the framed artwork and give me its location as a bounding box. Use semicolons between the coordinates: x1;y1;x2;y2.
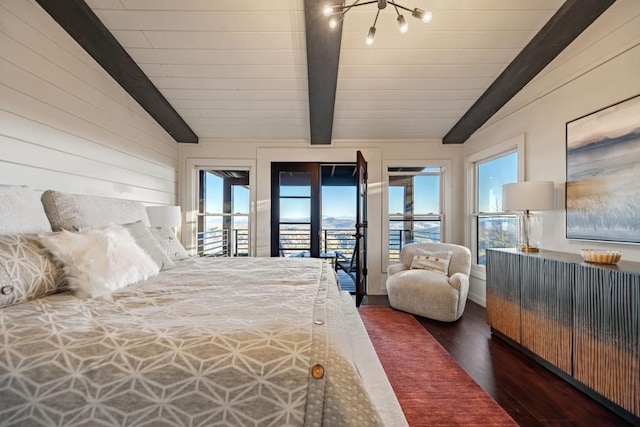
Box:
566;94;640;243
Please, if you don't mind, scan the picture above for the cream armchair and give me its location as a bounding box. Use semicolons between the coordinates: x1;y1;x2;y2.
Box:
386;242;472;322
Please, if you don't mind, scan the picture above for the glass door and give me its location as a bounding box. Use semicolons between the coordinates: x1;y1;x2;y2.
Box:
271;163;320;258
355;151;368;306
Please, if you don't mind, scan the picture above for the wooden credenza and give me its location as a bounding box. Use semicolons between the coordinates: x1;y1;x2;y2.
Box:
487;248;640;423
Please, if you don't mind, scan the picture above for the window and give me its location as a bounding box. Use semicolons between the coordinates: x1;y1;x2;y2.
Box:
197;170;250;257
387;166;443;263
474;152;518;265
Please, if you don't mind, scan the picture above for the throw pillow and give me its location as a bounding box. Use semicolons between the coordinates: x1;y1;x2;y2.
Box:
410;249;453;276
149;226;190;261
39;225;160;297
0;234;65;308
40;190;150;231
122;221;175;271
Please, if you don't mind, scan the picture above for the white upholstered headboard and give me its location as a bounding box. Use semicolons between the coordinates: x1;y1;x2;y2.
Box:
0;185;52;234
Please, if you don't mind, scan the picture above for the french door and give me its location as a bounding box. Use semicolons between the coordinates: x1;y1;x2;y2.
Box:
270;152;368;305
354;151;368;306
270;163;320;258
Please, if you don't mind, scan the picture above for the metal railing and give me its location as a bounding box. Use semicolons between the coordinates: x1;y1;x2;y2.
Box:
322;229;356;254
388;218;441;262
278;229;356;258
197;223;441;262
197;228;249;257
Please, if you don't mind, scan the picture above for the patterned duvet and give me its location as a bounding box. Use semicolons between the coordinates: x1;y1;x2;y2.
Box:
0;257;382;426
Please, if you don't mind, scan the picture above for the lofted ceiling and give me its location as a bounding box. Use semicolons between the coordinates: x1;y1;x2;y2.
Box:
333;0;563;141
38;0;616;144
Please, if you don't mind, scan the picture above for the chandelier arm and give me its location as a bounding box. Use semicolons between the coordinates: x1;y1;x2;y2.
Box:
372;8;381;26
387;1;413;13
343;0;377;13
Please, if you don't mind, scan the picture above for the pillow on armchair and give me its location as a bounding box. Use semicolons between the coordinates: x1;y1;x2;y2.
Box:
409;249;453;275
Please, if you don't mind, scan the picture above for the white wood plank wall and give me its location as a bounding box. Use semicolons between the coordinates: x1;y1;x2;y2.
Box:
0;0;178;205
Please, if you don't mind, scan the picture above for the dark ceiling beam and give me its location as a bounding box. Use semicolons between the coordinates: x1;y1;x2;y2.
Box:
304;0;343;144
35;0;198;143
443;0;616;144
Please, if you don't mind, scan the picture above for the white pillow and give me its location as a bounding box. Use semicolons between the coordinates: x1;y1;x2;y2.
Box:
149;226;190;261
122;221;175;271
39;225;160;297
410;249;453;276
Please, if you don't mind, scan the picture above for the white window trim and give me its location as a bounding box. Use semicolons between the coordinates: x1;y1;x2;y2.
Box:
464;134;525;280
382;159;452;272
183;158;257;257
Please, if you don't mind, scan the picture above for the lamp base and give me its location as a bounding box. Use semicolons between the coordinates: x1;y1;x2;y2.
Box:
519;246;540;253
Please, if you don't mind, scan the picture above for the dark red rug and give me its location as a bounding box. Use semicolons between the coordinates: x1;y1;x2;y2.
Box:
359;306;517;426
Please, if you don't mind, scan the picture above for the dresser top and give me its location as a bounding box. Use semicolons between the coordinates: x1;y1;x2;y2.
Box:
488;248;640;275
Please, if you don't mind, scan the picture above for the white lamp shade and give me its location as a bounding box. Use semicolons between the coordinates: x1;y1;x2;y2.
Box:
502;181;554;211
146;205;182;227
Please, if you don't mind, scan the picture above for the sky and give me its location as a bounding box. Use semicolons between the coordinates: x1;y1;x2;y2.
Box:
204;155;517;223
477;152;518;213
205;172;444;220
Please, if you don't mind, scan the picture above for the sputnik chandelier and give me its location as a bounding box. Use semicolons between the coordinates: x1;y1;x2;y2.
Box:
323;0;433;45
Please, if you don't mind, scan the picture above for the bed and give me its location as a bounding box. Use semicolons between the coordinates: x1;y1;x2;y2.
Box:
0;186;407;426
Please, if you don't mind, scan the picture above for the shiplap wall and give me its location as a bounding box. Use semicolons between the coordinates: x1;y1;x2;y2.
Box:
0;0;178;205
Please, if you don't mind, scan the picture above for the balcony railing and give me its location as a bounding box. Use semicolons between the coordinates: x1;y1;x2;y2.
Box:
388;217;441;262
278;229;356;258
197;223;440;262
197;228;249;257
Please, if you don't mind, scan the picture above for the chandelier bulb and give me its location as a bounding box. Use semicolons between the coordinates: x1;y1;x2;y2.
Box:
412;8;433;23
397;15;408;33
323;5;334;16
366;26;376;45
329;17;339;29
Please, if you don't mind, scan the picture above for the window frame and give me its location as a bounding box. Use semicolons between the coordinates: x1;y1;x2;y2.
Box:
465;134;525;279
382;160;451;272
198;170;251;257
184;158;256;257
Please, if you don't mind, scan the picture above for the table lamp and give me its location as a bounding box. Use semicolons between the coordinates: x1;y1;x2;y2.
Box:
502;181;554;252
146;205;182;232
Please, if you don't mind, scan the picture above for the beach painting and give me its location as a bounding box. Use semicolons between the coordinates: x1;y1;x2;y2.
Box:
566;94;640;243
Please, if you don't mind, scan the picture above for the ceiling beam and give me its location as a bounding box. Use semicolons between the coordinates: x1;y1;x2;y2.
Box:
34;0;198;143
304;0;343;144
443;0;616;144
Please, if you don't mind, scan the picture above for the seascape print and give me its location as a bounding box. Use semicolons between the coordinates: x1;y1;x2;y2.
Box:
566;94;640;243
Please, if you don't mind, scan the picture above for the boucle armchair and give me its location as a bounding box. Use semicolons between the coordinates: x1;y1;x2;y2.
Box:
386;242;472;322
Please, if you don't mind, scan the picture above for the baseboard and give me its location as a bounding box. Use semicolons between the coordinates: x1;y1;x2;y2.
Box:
468;292;486;307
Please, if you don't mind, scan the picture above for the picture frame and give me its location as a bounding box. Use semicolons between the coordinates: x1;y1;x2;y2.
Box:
566;93;640;243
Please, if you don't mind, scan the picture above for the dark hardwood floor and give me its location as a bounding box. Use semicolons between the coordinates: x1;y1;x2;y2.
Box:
363;295;633;427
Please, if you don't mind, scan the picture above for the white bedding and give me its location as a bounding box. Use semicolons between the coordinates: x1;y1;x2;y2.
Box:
0;257;385;426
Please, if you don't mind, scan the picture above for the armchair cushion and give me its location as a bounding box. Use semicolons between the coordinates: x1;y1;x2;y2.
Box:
387;262;407;277
409;249;453;275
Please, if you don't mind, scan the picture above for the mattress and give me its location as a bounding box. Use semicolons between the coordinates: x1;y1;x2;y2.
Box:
0;257;384;426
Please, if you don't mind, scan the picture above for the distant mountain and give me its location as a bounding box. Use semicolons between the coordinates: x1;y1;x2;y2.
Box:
322;216;356;229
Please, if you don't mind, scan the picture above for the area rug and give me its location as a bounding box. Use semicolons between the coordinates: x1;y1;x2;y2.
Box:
359;306;517;426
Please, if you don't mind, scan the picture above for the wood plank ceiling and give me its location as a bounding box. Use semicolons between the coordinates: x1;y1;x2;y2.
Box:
40;0;615;144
